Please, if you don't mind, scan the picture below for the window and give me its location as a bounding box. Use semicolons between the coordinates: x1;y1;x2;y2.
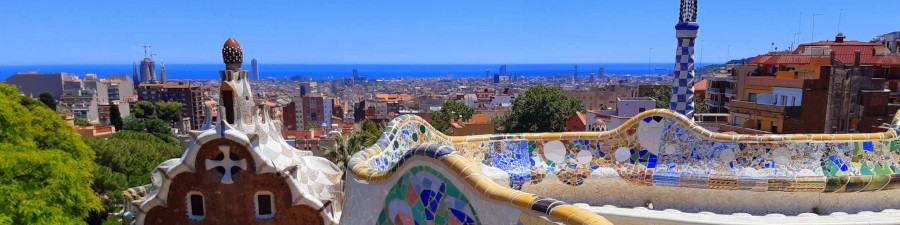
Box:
792;97;797;106
781;96;788;106
771;122;778;133
639;107;646;113
186;193;205;221
749;93;758;102
255;192;275;220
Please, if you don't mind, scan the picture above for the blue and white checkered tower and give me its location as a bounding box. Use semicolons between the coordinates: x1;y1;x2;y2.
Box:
671;0;699;119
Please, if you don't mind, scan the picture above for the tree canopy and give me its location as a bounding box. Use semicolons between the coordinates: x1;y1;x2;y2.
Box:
131;101;156;119
429;101;476;134
83;130;182;222
0;83;100;224
322;119;383;172
154;101;182;124
38;92;56;111
500;86;583;133
109;104;123;131
642;86;709;114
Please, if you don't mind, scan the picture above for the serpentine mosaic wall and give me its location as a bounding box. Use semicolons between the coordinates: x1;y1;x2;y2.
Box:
367;109;900;193
350;115;612;225
377;166;481;225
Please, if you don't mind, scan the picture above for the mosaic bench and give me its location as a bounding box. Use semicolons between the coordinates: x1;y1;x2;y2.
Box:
345;109;900;224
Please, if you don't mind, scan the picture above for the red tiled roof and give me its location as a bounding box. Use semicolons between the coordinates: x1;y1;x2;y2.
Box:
693;79;707;90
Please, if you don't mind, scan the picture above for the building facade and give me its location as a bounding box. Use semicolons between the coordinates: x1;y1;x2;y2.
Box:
3;72;66;99
728;36;900;134
705;67;737;113
137;81;204;129
564;85;637;111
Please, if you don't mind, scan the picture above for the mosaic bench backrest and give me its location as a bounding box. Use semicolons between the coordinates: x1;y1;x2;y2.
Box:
449;109;900;193
350;115;612;225
365;109;900;194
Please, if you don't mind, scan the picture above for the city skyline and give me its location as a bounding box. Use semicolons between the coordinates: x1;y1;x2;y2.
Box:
2;0;897;65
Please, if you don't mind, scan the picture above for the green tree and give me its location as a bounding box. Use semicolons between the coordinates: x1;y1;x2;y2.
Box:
694;97;710;114
109;104;123;131
321;133;362;171
155;101;182;124
429;101;476;135
642;87;709;114
75;118;92;126
500;86;583;133
83;130;182;222
144;118;171;139
38;92;56;111
358;119;382;147
122;116;144;132
0;83;101;224
132;101;155;119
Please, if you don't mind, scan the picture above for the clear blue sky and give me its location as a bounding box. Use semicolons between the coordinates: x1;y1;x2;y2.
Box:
1;0;898;65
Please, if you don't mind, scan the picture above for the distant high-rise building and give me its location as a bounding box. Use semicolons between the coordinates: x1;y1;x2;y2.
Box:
598;67;605;77
485;69;490;79
499;65;507;76
589;73;596;83
352;69;359;80
140;58;156;83
493;74;500;83
160;61;167;83
574;64;578;79
299;82;317;97
251;58;259;80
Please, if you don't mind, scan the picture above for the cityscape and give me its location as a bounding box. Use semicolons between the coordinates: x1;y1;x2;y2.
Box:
3;1;900;225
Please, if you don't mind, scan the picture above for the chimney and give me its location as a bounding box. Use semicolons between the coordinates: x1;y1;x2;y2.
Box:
835;33;845;43
830;50;836;65
854;50;861;66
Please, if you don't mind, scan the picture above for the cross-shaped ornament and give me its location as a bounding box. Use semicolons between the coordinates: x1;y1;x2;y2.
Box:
206;145;248;184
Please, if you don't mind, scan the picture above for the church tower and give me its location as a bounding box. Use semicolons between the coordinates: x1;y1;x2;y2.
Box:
670;0;699;119
160;61;167;83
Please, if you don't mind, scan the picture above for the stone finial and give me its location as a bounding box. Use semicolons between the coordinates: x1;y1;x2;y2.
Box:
222;37;243;71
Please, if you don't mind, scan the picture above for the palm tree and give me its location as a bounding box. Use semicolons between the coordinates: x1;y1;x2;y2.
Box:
322;133;363;171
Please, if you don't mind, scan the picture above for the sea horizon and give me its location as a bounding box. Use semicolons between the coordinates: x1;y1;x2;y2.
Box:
0;63;721;81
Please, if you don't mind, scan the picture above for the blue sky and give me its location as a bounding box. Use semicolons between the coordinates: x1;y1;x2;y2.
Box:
1;0;898;65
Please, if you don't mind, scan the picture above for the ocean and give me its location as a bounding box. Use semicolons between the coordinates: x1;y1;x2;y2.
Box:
0;63;716;81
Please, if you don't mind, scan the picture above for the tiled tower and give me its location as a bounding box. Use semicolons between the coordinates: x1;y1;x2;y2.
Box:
670;0;699;119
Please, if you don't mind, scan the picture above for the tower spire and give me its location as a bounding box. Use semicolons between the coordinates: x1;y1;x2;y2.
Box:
132;62;139;88
160;60;167;83
671;0;700;119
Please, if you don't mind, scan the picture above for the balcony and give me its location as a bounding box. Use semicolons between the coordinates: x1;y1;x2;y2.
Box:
729;100;801;117
723;101;730;109
725;88;737;97
706;98;722;107
707;87;721;93
726;76;738;82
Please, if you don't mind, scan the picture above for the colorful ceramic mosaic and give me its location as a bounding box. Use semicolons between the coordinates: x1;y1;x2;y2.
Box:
361;108;900;195
446;110;900;193
348;115;613;225
377;166;480;225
